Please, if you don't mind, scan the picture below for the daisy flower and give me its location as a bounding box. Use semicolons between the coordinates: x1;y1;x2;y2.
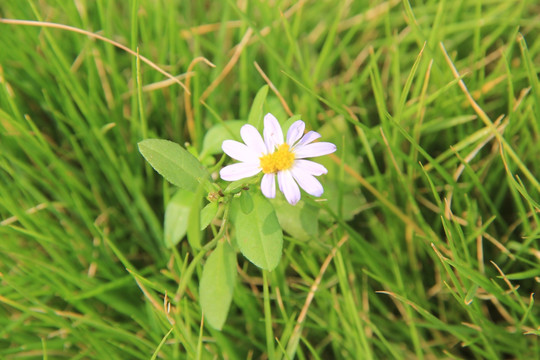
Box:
219;113;336;205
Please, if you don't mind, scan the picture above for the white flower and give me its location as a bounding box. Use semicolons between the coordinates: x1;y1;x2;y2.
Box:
220;113;336;205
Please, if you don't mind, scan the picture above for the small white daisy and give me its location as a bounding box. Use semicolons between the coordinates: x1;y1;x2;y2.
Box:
220;113;336;205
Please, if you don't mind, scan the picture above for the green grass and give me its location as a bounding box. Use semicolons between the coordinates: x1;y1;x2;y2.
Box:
1;0;539;358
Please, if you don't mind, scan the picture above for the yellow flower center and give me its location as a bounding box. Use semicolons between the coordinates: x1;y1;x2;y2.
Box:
260;144;295;174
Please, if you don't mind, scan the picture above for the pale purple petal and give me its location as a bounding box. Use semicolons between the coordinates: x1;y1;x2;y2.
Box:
295;131;321;147
278;170;301;205
286;120;305;146
222;140;259;162
240;124;267;155
261;173;276;199
220;162;261;181
294;142;336;159
293;159;328;176
263;113;284;151
291;168;324;197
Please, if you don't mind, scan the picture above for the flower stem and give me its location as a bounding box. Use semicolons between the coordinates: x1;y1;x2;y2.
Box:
176;203;231;300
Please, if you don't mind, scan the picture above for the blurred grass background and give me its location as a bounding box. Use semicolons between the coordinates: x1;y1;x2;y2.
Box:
0;0;539;359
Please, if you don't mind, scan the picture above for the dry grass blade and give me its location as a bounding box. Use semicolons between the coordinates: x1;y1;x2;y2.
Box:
0;18;190;93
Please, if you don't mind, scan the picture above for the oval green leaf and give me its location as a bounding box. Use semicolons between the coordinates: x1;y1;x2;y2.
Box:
199;241;237;330
138;139;210;192
164;188;195;248
200;202;218;231
231;193;283;271
239;190;254;214
270;196;318;241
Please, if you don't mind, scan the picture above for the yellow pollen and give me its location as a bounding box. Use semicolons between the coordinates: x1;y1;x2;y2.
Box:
260;144;295;174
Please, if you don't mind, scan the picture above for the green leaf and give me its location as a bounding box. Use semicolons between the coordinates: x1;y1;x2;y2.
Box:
199;241;237;330
164;189;195;248
247;85;269;130
164;187;212;248
231;193;283;271
201;120;245;157
270;196;319;241
503;268;540;280
239;190;254;214
223;176;260;195
200;202;218;231
138;139;210;191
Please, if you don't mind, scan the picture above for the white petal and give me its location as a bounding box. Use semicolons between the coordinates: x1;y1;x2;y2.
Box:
220;162;261;181
277;170;301;205
263;113;284;151
294;142;336;158
241;124;267;155
291;168;324;197
261;173;276;199
293;159;328;176
222;140;259;162
286;120;305;146
296;131;321;147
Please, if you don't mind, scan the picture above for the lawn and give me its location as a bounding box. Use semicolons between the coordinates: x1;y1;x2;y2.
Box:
1;0;539;359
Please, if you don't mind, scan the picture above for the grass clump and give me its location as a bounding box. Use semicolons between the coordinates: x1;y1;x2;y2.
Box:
1;0;539;359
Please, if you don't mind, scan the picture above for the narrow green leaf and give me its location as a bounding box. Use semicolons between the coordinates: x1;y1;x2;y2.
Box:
231;193;283;271
150;328;174;360
164;188;195;248
464;284;477;305
518;34;540;121
199;241;237;330
503;268;540;280
200;202;218;231
138;139;210;191
395;43;425;123
247;85;269;130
